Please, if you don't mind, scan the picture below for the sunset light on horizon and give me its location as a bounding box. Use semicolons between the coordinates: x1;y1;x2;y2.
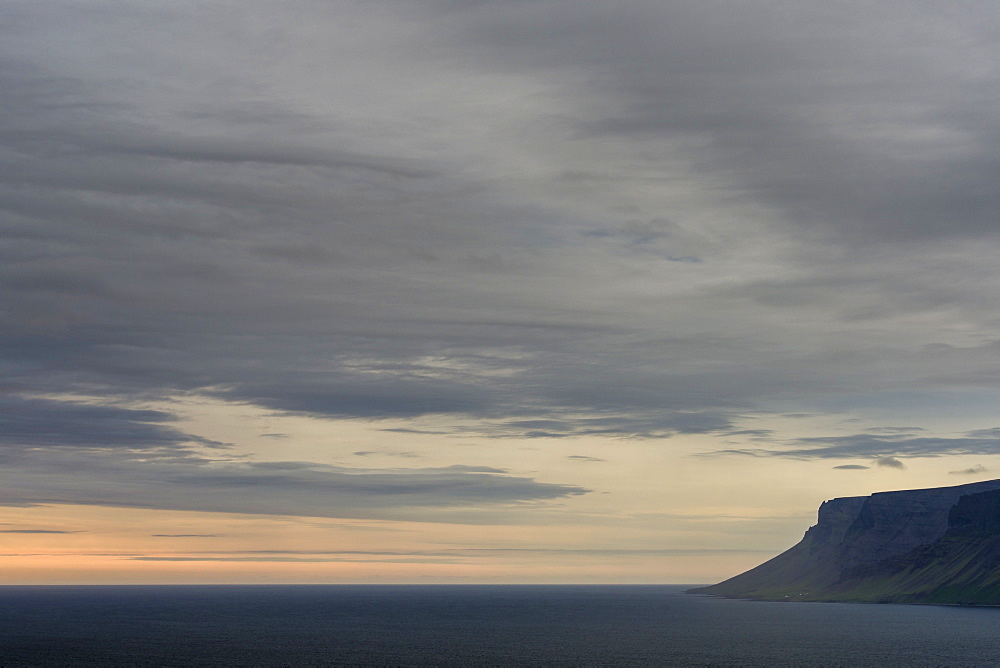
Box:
4;0;1000;586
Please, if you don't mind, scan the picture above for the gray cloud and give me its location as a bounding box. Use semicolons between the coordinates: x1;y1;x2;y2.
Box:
866;427;928;435
0;529;81;534
967;428;1000;439
0;397;586;521
875;456;906;470
496;2;1000;246
378;428;451;435
2;1;1000;521
129;556;452;564
128;546;777;563
0;447;588;522
708;431;1000;461
950;464;989;476
723;430;776;440
0;396;224;452
833;465;870;470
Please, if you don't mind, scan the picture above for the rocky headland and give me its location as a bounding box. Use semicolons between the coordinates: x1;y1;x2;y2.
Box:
690;479;1000;604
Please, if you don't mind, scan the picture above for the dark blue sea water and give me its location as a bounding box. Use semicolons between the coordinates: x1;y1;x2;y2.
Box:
1;584;998;666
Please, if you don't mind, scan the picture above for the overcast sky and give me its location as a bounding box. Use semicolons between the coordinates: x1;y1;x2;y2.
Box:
4;0;1000;584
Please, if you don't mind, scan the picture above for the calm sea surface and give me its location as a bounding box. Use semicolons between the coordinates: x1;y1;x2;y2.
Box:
1;584;998;666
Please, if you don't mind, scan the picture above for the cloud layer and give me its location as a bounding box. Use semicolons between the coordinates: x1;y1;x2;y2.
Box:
3;1;1000;521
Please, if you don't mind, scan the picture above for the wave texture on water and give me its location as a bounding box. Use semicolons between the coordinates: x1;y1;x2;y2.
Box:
1;585;998;666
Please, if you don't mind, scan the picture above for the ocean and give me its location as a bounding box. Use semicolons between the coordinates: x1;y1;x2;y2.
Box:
0;584;998;666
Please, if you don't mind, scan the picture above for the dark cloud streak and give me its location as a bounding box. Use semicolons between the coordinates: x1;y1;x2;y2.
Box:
0;529;81;534
706;430;1000;461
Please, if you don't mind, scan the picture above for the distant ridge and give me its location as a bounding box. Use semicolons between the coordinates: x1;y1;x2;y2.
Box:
690;479;1000;604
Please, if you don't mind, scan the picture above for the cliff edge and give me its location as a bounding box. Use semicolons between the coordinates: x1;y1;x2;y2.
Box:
690;479;1000;604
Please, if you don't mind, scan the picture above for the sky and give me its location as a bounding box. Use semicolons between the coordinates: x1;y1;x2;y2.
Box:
3;0;1000;585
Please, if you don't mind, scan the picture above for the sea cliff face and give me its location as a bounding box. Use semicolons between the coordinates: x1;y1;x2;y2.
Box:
690;479;1000;604
805;496;867;549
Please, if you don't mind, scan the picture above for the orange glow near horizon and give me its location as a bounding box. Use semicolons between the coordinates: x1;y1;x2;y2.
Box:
0;502;774;585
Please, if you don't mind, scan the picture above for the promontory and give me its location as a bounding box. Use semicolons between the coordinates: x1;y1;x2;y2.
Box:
690;479;1000;605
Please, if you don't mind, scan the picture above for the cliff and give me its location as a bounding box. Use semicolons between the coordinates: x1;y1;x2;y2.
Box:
690;479;1000;604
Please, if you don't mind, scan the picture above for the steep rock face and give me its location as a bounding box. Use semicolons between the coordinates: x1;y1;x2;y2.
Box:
835;479;1000;569
830;488;1000;604
691;479;1000;603
806;496;868;549
949;489;1000;534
